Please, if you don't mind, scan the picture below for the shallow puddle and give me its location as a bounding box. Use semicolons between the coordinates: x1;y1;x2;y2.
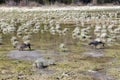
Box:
82;70;115;80
8;50;43;61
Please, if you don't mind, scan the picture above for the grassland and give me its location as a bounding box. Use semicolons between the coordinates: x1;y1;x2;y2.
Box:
0;39;120;80
0;7;120;80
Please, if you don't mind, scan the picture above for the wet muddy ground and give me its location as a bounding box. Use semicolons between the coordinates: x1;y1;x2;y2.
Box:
7;49;117;80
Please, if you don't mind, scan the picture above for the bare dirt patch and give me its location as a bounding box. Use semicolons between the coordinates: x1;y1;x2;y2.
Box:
8;50;44;61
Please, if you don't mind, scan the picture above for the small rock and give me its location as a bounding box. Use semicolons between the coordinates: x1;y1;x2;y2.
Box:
59;43;68;52
1;70;9;74
33;58;55;69
88;70;97;73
